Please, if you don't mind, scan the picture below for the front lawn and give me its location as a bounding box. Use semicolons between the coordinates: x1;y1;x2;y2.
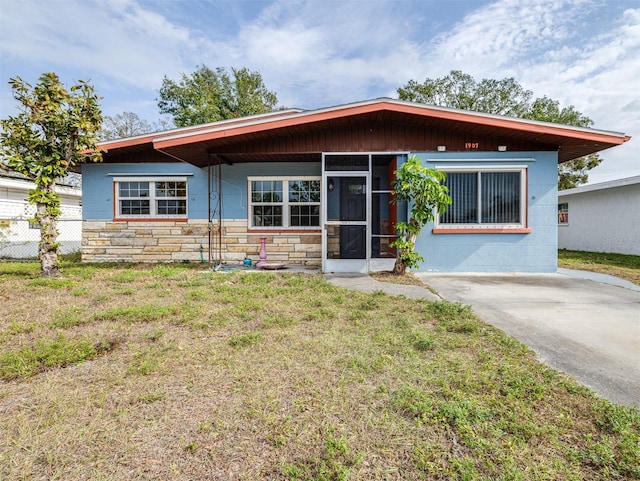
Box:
1;262;638;480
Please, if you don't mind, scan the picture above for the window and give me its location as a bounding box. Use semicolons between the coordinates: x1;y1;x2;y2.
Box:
115;178;187;218
249;177;320;228
437;167;527;230
558;203;568;224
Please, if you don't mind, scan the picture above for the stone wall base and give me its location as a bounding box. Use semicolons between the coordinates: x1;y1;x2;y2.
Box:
82;219;321;265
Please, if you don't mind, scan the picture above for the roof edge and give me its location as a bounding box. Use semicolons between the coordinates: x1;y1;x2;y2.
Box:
97;108;304;150
0;175;82;195
559;174;640;195
152;98;629;150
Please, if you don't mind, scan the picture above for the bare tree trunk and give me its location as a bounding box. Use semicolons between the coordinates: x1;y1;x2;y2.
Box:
37;194;61;278
392;230;418;276
393;258;406;275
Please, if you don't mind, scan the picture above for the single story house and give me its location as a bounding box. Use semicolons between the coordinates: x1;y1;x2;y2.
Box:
0;169;83;259
82;98;629;273
558;175;640;256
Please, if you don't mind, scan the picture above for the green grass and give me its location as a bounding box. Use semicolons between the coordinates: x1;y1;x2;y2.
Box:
49;307;88;329
558;249;640;285
0;261;638;480
91;304;181;323
228;332;261;348
0;334;115;379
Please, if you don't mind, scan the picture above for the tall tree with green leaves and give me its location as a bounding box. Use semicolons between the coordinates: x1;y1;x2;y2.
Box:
528;96;601;190
0;73;102;277
390;156;451;275
397;70;601;189
157;65;278;127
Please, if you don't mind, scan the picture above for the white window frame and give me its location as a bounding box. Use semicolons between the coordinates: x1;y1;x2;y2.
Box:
248;176;321;229
435;166;527;230
114;176;188;219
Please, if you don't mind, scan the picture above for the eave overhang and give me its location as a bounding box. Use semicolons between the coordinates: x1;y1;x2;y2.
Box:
96;98;630;167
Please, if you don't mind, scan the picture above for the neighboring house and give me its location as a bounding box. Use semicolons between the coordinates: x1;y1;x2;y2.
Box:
0;170;83;259
82;98;629;273
558;175;640;256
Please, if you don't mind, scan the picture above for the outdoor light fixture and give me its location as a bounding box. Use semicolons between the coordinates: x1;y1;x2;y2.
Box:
498;145;507;151
437;145;446;151
328;178;334;192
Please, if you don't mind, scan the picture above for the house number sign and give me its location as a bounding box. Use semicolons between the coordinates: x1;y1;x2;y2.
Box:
465;142;479;150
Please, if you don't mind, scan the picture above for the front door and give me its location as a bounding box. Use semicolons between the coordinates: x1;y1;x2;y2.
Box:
323;174;368;272
322;153;400;273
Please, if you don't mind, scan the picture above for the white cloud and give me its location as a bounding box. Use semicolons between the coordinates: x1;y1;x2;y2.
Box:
0;0;202;90
420;0;640;181
518;6;640;181
199;0;428;108
1;0;636;181
426;0;585;76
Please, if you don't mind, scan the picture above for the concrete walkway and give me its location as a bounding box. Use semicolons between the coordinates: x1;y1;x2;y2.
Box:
324;273;441;301
325;270;640;408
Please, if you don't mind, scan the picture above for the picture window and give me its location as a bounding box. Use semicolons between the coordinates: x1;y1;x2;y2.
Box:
436;167;527;230
249;177;320;228
115;179;187;218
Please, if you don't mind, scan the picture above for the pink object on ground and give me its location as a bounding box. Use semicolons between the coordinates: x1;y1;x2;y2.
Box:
256;237;268;268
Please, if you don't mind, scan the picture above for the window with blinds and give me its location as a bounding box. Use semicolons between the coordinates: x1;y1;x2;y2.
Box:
438;168;526;229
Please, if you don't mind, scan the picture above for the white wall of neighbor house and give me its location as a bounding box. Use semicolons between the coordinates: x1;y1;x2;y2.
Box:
558;176;640;256
0;176;83;258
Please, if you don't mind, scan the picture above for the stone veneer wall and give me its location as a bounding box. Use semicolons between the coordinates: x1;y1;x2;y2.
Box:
82;219;321;265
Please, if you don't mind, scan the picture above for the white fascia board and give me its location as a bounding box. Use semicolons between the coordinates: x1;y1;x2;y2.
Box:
559;175;640;196
97;109;305;147
0;177;81;197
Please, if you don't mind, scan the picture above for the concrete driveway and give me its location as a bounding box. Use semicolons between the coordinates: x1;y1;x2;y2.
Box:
415;270;640;408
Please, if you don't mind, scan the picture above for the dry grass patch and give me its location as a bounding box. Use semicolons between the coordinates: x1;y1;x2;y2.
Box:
0;261;638;480
369;270;424;286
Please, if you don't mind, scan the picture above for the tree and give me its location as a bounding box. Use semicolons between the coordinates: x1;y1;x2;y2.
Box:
397;70;600;188
398;70;533;118
99;111;174;141
0;73;102;277
157;65;278;127
390;156;451;275
529;96;601;190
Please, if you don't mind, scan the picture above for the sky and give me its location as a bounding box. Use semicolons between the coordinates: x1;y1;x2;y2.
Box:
0;0;638;184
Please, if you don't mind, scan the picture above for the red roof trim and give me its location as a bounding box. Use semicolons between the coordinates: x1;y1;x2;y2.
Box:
95;99;629;154
98;109;303;151
152;100;629;150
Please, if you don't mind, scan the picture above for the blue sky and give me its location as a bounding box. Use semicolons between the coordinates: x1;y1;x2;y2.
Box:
1;0;638;183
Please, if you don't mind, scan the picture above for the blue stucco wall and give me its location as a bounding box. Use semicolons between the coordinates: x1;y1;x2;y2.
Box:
213;162;321;219
81;163;210;220
81;162;321;221
412;152;559;272
82;155;558;272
